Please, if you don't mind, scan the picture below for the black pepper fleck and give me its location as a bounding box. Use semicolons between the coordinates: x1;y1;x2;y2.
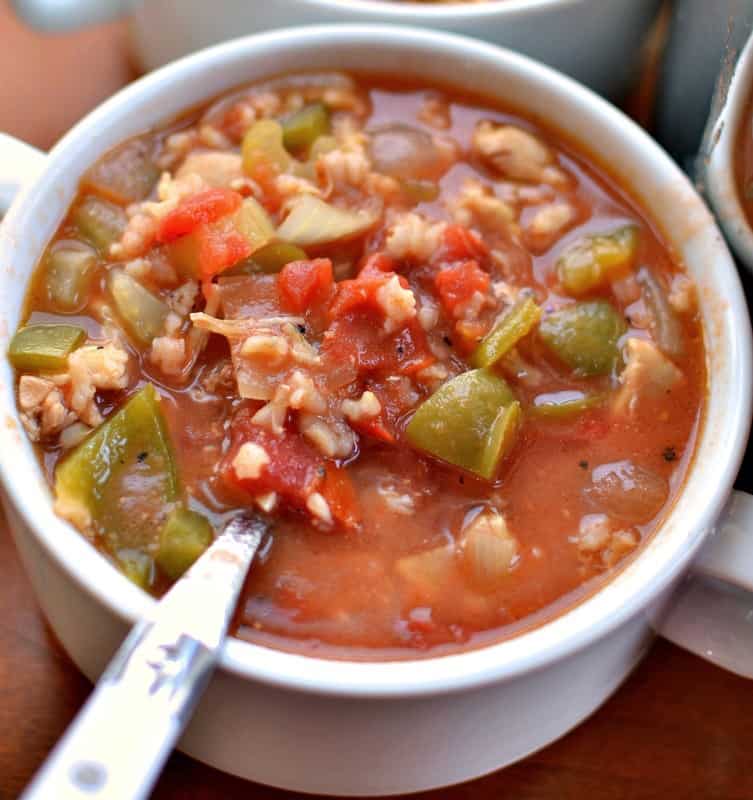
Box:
443;335;453;347
297;324;306;334
396;344;405;357
459;475;465;485
663;446;677;462
579;460;589;470
136;451;149;463
96;345;104;350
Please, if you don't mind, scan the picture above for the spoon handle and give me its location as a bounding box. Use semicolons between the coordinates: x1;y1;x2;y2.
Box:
21;514;267;800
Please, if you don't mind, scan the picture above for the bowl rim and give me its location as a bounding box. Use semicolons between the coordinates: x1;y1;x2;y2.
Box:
704;30;753;275
293;0;581;18
1;23;750;700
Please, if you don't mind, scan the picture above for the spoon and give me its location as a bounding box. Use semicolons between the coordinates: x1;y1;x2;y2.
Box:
22;512;269;800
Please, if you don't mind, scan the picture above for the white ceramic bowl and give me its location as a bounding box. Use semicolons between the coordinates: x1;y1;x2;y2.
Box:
1;26;753;796
703;29;753;276
11;0;661;99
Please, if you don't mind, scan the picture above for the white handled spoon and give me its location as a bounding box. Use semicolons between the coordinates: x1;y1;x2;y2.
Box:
21;513;268;800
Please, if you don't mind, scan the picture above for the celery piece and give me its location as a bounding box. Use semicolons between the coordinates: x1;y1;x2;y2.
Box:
530;390;603;418
9;323;86;371
251;241;307;273
277;194;379;247
45;241;97;311
108;270;169;345
55;384;179;554
406;368;520;480
472;296;542;368
282;103;331;152
72;195;127;254
156;507;213;580
557;226;638;295
539;300;626;376
241;119;292;175
233;196;275;252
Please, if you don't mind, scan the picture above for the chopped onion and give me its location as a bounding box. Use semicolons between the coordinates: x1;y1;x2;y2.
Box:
460;509;518;590
395;544;457;598
584;460;669;524
368;124;445;181
637;267;684;359
107;270;169;345
276;195;379;247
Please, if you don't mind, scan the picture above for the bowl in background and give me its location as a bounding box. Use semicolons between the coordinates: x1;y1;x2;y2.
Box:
12;0;661;99
702;28;753;275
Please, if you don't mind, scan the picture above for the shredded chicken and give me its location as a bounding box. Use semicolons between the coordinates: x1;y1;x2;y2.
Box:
575;514;639;569
68;343;130;427
384;213;446;263
472;121;567;186
613;337;684;416
150;336;186;376
524;202;577;251
450;178;517;233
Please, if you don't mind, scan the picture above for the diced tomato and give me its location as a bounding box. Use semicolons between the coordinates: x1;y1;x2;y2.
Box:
194;220;252;280
156;188;243;243
357;252;396;277
320;463;361;530
322;314;434;380
351;416;395;444
434;260;490;318
435;224;489;264
223;406;324;507
278;259;334;314
329;266;414;323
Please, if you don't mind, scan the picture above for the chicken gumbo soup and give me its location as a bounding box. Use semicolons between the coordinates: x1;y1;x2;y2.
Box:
11;72;704;659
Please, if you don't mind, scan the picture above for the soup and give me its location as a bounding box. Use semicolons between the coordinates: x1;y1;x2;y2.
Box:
10;72;704;659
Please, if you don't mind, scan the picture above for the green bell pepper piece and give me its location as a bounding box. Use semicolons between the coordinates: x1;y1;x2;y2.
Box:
472;296;542;368
406;368;520;480
557;226;638;295
72;195;127;254
156;507;213;580
55;384;179;555
539;300;626;376
9;324;86;371
282;103;331;152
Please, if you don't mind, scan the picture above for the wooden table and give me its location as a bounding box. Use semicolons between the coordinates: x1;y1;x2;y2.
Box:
1;7;752;799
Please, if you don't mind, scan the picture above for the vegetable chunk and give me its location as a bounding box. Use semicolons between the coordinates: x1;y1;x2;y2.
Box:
539;300;626;376
9;324;86;371
406;368;520;480
54;384;179;554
